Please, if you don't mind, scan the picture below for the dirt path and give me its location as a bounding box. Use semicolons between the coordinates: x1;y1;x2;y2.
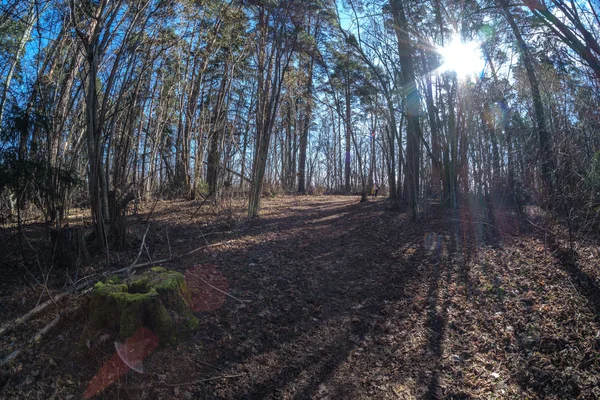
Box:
2;196;600;399
154;196;433;399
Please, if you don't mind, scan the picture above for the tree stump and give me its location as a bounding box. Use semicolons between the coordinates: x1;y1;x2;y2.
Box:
51;225;91;269
80;267;199;349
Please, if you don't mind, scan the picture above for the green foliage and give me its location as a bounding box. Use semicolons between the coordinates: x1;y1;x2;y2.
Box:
195;180;210;197
0;149;82;219
0;104;82;218
0;150;81;193
346;33;358;47
0;12;28;58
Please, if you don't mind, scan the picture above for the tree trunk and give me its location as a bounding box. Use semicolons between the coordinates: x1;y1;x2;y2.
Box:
390;0;423;219
500;0;554;196
248;5;295;218
344;73;352;194
298;57;314;194
207;67;230;197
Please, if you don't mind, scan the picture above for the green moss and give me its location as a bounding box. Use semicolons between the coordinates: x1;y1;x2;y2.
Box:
106;275;122;284
184;315;200;331
111;288;158;303
147;300;176;345
148;270;185;292
81;268;198;349
129;276;150;294
93;280;127;295
118;301;143;339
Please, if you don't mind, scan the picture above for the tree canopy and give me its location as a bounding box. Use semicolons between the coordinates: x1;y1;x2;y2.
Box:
0;0;599;238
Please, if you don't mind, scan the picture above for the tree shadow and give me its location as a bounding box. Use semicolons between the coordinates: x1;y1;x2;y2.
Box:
548;238;600;322
206;235;428;399
467;231;589;399
23;196;466;399
419;229;457;400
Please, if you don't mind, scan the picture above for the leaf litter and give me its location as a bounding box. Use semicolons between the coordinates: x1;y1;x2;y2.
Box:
1;196;600;398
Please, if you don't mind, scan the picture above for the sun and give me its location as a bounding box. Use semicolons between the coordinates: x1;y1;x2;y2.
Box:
437;34;486;79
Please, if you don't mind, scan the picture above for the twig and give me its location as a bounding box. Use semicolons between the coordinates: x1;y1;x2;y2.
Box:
197;360;224;372
41;284;60;313
181;240;230;257
164;373;246;387
0;280;89;337
71;272;103;287
21;262;41;287
166;226;172;259
116;239;231;276
186;271;246;304
117;256;172;274
191;192;213;219
144;199;159;223
0;306;81;366
526;218;555;235
127;224;151;271
32;314;61;343
198;229;210;245
0;231;19;248
1;349;21;366
143;242;152;264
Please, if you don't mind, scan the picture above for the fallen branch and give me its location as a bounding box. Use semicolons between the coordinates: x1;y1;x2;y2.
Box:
187;271;246;304
0;349;20;366
117;239;232;276
1;306;82;367
127;224;151;270
0;280;87;338
0;236;234;346
115;256;172;275
191;191;213;219
164;373;246;387
32;314;61;343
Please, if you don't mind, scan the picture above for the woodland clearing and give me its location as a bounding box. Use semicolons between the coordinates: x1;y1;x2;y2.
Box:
1;195;600;399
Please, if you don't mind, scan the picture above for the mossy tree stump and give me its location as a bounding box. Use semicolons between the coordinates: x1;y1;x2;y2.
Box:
81;267;199;348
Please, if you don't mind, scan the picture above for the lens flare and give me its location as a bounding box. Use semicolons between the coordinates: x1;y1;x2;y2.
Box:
84;328;158;399
185;264;229;312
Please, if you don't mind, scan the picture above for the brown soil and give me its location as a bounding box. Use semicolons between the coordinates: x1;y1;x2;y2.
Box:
1;195;600;399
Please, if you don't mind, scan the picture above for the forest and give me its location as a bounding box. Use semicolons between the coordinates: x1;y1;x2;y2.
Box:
1;0;600;398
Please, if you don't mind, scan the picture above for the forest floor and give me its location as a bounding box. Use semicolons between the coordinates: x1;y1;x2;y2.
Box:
2;195;600;399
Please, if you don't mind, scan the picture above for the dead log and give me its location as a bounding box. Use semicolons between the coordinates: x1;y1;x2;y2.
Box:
0;306;82;367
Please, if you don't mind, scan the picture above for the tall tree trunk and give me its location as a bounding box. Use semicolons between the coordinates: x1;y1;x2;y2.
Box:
84;37;108;248
390;0;423;219
298;56;315;194
207;68;230;197
248;6;295;218
500;0;554;196
424;64;442;199
344;72;352;194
